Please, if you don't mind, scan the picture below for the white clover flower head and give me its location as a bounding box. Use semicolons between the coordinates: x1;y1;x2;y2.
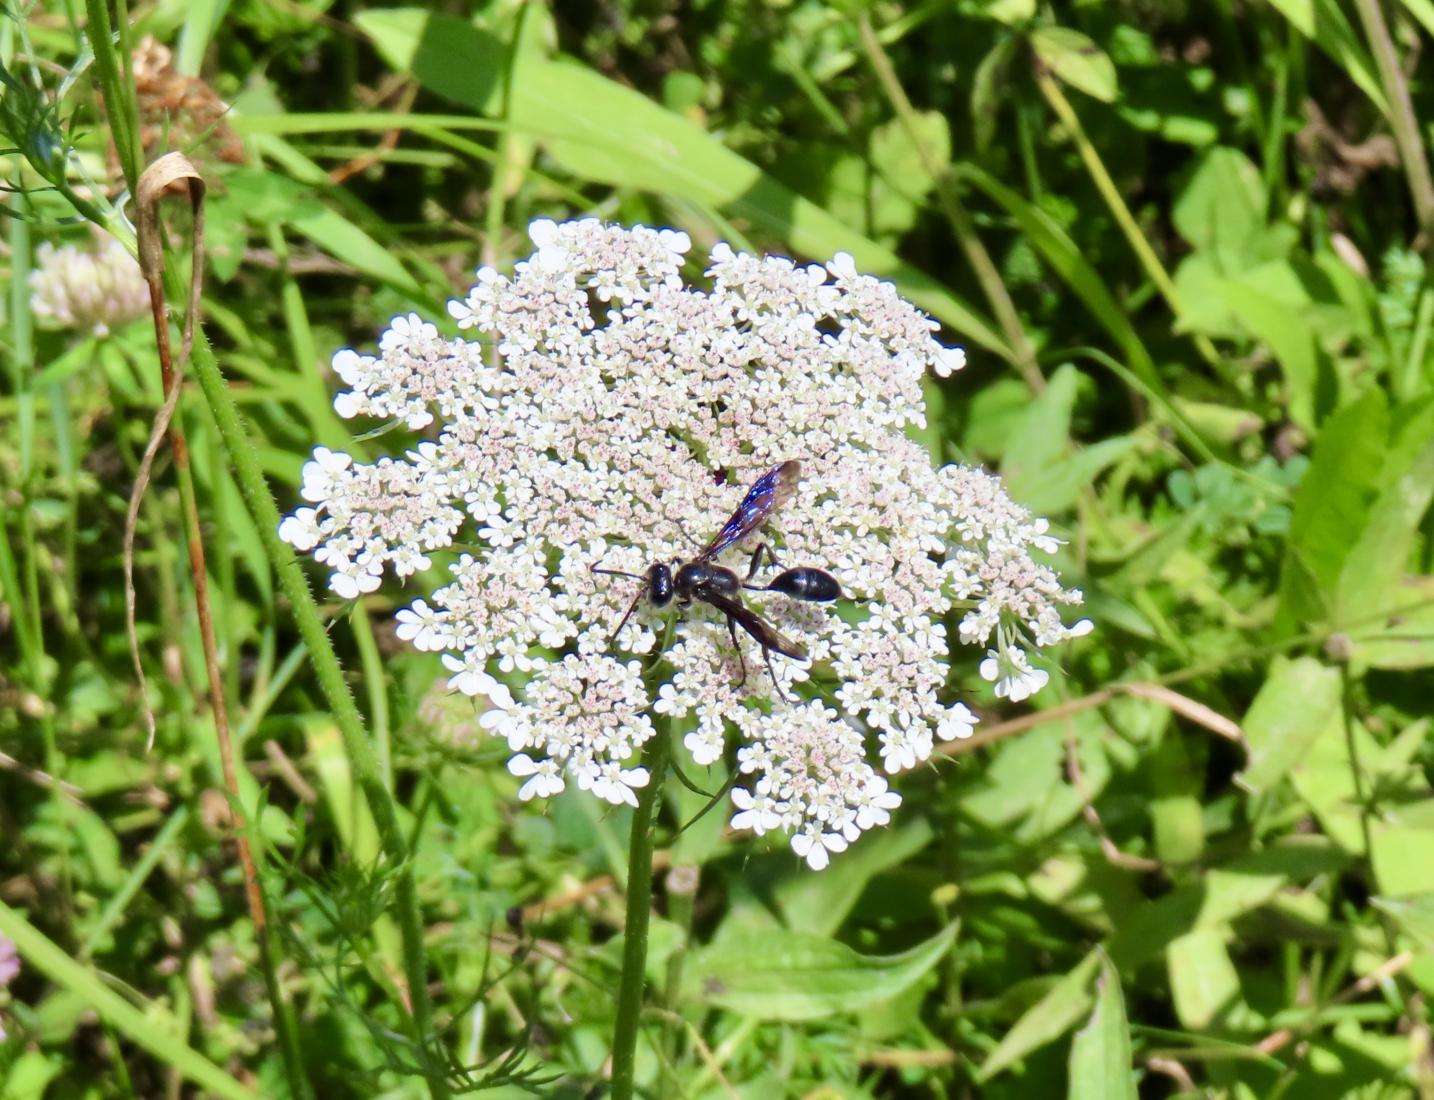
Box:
29;235;149;336
281;218;1091;868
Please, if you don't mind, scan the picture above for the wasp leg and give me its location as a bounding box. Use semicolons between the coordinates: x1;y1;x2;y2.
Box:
726;613;748;687
744;542;782;582
608;590;645;645
764;645;794;703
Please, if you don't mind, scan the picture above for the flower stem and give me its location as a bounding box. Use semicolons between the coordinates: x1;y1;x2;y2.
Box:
610;728;671;1099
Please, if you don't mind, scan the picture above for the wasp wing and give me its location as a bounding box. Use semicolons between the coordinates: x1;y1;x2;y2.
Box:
699;460;801;560
702;590;808;661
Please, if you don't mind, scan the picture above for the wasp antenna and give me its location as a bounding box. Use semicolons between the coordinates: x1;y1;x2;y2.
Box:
592;565;644;581
608;590;645;645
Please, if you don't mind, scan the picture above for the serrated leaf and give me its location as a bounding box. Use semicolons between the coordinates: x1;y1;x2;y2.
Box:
1031;27;1118;103
686;923;955;1021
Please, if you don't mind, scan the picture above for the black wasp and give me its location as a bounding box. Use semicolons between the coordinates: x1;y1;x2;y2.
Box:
592;460;841;699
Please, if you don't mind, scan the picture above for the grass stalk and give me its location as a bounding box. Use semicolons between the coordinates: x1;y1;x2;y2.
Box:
856;14;1044;392
1035;73;1234;383
1352;0;1434;245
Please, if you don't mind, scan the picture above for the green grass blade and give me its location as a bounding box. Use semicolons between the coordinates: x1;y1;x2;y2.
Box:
0;901;261;1100
1264;0;1390;117
355;8;1010;359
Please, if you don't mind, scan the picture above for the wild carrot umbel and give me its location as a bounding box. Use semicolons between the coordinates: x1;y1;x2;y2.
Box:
282;218;1091;868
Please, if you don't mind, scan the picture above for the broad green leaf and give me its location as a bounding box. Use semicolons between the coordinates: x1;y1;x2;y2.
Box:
1027;853;1147;935
1265;0;1390;117
1172;148;1267;269
1001;364;1080;485
1238;656;1341;795
980;951;1101;1079
686;923;955;1021
1019;436;1140;515
869;110;950;237
0;1052;61;1100
1068;957;1137;1100
1372;893;1434;945
1277;393;1434;635
1147;732;1205;864
1352;576;1434;669
776;820;934;937
984;844;1342;1080
1167;927;1241;1029
983;0;1037;24
1218;279;1326;431
964;715;1112;845
1107;843;1346;968
1334;398;1434;624
999;365;1139;512
1275;390;1388;633
1371;825;1434;897
1288;712;1381;852
1030;27;1118;103
962;376;1038;459
358;9;1007;356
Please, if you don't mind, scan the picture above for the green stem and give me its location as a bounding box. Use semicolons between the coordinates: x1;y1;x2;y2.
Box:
1036;74;1234;384
81;0;141;192
1352;0;1434;244
610;728;672;1100
186;330;451;1100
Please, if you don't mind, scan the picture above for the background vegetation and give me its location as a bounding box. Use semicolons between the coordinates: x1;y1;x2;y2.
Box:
3;0;1434;1096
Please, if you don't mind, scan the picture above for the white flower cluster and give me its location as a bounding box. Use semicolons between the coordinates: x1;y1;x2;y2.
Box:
29;236;148;336
281;218;1091;868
